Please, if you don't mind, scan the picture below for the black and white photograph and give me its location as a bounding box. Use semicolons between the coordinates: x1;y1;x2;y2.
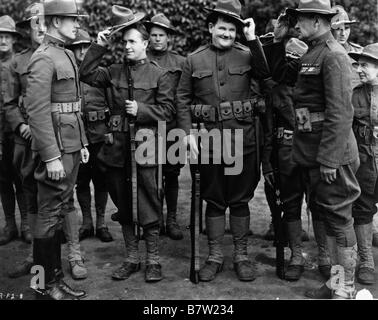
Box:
0;0;377;309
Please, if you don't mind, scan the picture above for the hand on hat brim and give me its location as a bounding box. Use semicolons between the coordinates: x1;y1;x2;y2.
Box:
108;12;145;37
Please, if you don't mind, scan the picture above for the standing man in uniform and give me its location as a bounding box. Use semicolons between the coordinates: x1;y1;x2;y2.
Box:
177;0;271;282
265;0;361;299
80;5;175;282
145;13;186;240
67;29;113;243
348;44;378;285
0;15;29;246
6;4;88;281
24;0;88;299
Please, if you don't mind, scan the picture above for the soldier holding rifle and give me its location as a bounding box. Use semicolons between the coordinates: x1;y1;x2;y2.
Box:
79;5;175;283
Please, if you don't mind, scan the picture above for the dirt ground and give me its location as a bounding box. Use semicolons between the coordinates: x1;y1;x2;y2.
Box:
0;164;377;300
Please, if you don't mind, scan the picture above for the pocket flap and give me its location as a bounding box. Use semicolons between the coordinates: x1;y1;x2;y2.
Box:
56;66;75;80
228;65;251;75
192;70;213;79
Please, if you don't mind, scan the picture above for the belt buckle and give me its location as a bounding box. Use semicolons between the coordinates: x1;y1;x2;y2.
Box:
296;107;312;132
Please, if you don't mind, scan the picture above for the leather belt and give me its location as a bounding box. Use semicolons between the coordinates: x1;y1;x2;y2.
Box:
51;100;81;113
309;111;325;123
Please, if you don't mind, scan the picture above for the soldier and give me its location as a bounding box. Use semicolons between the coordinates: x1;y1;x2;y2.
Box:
5;3;88;281
66;29;113;243
262;22;332;282
331;5;362;89
177;0;271;282
79;5;175;282
24;0;88;299
144;13;186;240
264;0;361;299
0;15;29;246
348;44;378;285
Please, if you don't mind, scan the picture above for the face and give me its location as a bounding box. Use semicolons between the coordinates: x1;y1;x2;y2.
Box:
73;44;90;63
209;17;237;50
149;26;169;52
122;28;148;61
0;32;15;54
56;16;80;41
332;24;350;45
356;57;378;84
295;15;318;41
30;18;46;46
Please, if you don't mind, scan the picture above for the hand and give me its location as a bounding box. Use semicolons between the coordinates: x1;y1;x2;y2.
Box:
97;28;111;47
19;124;31;140
125;100;138;117
320;165;337;185
273;16;289;43
81;147;90;164
243;18;256;41
264;172;275;189
46;158;65;181
183;134;199;161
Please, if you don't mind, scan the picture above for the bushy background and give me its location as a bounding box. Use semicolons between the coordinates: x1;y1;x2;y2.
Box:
1;0;377;64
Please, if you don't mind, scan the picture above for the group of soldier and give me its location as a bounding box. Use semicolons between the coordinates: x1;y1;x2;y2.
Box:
0;0;377;300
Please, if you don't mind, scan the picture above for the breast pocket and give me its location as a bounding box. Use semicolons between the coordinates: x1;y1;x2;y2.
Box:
228;65;251;92
54;66;76;96
192;70;213;97
134;81;157;102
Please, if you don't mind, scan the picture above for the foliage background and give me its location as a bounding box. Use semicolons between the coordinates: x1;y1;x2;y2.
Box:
0;0;377;64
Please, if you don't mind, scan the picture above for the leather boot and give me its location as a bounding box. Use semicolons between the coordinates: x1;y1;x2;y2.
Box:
199;216;225;282
284;220;305;281
166;210;183;240
333;245;358;299
77;190;93;231
355;223;375;285
0;190;18;245
230;215;255;281
94;190;108;230
16;191;30;243
313;220;331;279
144;226;163;282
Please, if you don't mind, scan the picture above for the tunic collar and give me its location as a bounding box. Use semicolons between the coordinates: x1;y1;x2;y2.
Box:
43;34;66;49
307;31;333;49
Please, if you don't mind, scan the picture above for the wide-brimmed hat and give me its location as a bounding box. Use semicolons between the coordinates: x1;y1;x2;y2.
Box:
349;43;378;64
16;3;43;29
204;0;244;26
67;29;91;47
42;0;88;17
144;13;177;34
108;5;145;37
331;5;357;29
286;0;337;17
0;15;21;36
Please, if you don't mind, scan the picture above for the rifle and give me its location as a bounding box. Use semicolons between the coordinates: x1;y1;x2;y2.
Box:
271;108;286;280
126;63;143;238
189;122;203;284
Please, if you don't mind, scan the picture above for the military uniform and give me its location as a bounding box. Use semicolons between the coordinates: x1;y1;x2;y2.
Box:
24;34;88;286
265;29;360;298
350;81;378;284
0;47;28;245
147;48;185;238
177;33;270;281
80;42;175;267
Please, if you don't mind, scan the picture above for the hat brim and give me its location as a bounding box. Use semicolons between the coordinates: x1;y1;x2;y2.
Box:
331;20;357;29
286;8;337;17
204;7;244;26
349;51;378;64
0;28;22;36
144;21;177;34
109;12;146;37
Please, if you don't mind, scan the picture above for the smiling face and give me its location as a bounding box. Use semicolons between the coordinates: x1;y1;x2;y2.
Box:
149;26;169;52
0;32;15;54
356;57;378;84
209;16;237;50
332;24;351;45
122;28;148;61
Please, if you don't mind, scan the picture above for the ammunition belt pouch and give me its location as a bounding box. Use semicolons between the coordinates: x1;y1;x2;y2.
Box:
190;97;266;123
51;100;81;113
295;107;325;132
276;127;293;146
109;114;128;133
85;109;107;122
353;123;377;146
